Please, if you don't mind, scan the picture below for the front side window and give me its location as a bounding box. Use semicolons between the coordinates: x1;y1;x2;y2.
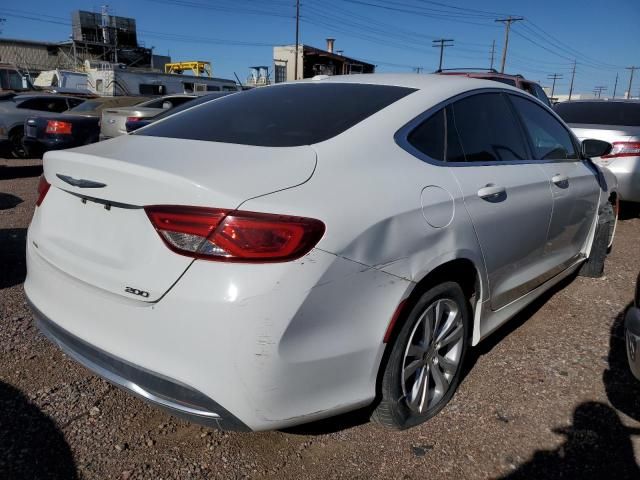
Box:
447;93;528;162
510;95;577;160
137;83;416;147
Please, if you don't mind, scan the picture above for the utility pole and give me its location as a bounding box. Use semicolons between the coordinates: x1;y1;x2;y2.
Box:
294;0;300;81
432;38;454;71
593;86;607;98
489;39;496;70
547;73;563;100
495;16;523;73
612;72;619;99
413;67;424;74
568;60;576;101
626;66;638;99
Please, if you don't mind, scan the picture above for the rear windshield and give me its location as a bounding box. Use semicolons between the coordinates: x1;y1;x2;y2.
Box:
135;83;416;146
69;99;103;112
554;102;640;126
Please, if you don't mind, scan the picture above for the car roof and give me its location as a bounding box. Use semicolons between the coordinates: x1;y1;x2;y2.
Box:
558;99;640;104
293;73;524;94
13;93;84;101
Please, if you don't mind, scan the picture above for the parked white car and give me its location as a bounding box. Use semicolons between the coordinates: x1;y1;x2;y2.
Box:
26;74;617;431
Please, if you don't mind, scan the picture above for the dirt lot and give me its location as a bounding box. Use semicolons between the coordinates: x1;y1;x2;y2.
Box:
1;157;640;480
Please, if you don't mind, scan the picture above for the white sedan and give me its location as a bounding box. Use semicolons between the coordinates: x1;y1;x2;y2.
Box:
26;74;616;431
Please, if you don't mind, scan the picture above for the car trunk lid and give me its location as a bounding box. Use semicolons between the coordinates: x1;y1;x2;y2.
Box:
31;135;317;302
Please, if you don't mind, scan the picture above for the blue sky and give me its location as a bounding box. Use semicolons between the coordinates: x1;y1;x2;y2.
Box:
1;0;638;95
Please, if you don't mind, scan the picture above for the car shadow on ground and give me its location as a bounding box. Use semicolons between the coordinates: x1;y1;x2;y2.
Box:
499;297;640;479
0;380;78;479
0;228;28;289
498;401;640;479
0;193;23;210
0;163;42;180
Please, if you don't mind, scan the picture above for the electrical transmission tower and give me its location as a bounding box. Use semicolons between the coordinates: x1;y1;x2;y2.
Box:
593;86;607;98
432;39;454;71
547;73;563;99
495;16;524;73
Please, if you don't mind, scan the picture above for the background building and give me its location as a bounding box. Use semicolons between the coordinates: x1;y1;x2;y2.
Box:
0;9;170;76
273;38;374;83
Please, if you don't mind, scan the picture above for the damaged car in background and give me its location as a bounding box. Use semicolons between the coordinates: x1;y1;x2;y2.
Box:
26;74;618;432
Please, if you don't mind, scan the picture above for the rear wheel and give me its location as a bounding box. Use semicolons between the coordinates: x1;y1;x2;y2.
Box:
8;127;28;159
372;282;470;430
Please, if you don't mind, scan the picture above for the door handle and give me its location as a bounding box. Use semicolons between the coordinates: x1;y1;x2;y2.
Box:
552;174;569;185
477;185;506;199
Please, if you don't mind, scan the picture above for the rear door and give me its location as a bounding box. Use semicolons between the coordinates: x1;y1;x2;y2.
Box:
444;92;553;310
508;94;600;266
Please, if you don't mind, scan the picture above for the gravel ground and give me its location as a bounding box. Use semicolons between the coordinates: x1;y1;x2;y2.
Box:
1;157;640;480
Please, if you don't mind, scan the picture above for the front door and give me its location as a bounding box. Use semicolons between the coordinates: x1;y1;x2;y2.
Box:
508;95;600;268
444;93;554;310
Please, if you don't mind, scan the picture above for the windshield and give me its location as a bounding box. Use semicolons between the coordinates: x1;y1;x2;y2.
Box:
136;83;416;147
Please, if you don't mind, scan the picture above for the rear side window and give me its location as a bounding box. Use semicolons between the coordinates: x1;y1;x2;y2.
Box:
17;97;68;113
136;83;416;147
510;95;577;160
408;109;445;160
555;102;640;126
448;93;528;162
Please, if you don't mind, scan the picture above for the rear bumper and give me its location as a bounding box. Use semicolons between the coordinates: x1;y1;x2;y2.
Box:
625;306;640;381
25;227;411;430
600;157;640;202
31;300;250;431
24;137;77;152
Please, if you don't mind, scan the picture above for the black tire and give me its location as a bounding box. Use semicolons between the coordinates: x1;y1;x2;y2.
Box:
579;202;614;278
372;282;470;430
8;127;28;159
578;203;615;278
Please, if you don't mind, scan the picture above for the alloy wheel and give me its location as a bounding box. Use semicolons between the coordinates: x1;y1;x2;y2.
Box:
401;298;464;413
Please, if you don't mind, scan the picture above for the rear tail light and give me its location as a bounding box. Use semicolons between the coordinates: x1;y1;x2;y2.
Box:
45;120;72;135
126;116;142;123
36;175;51;207
145;206;325;262
602;141;640;158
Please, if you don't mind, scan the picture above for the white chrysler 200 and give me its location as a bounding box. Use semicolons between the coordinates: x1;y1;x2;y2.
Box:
26;74;617;431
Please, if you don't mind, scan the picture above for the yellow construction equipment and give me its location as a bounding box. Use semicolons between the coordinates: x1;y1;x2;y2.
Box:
164;61;212;77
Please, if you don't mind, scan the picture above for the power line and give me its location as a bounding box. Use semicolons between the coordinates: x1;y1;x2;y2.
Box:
568;61;576;100
593;85;607;98
489;39;495;70
626;67;638;99
495;16;523;73
432;38;454;71
547;73;563;99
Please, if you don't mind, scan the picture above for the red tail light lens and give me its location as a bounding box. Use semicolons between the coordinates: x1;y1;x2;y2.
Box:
36;175;51;207
126;116;142;123
602;141;640;158
45;120;73;135
145;206;325;262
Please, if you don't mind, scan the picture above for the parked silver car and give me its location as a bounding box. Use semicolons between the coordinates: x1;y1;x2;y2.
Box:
555;100;640;203
100;95;196;140
0;93;85;157
626;275;640;380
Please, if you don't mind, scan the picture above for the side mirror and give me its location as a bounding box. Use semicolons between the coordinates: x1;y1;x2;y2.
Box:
582;139;612;158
